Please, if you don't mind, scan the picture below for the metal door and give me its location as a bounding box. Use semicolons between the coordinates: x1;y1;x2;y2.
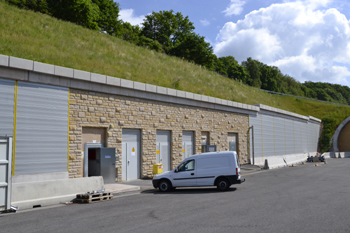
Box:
156;130;170;172
0;137;12;211
182;131;194;159
100;147;116;184
122;129;140;181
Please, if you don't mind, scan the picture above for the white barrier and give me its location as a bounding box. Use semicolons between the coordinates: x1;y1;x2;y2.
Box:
253;153;316;169
12;176;104;210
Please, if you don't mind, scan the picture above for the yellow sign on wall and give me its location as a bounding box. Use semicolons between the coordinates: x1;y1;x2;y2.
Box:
156;150;160;154
182;149;185;152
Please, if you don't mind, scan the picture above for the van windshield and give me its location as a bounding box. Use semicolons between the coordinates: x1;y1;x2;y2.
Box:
177;160;195;172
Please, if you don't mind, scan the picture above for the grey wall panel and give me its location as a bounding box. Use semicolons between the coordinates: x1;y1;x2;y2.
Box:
15;82;68;175
285;118;295;154
0;79;15;136
274;117;286;156
294;121;302;154
302;121;308;153
250;114;262;158
262;114;274;157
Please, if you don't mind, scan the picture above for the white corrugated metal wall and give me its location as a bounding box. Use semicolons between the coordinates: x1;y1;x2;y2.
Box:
15;82;68;175
0;78;68;176
250;112;320;161
0;79;15;136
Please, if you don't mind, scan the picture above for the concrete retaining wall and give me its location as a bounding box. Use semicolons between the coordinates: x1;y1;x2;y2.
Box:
12;176;104;210
254;152;316;169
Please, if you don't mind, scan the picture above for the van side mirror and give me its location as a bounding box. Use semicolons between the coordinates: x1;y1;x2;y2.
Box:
175;167;178;173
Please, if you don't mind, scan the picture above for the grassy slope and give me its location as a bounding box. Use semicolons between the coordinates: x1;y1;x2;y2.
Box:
1;1;350;131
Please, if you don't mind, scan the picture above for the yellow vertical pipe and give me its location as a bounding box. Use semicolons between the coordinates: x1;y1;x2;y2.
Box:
12;81;18;176
67;88;70;172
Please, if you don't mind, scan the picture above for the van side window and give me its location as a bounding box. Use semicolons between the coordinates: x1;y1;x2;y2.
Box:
178;160;195;172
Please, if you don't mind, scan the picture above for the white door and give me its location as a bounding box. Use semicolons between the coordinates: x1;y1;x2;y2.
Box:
173;159;196;187
0;137;12;211
156;130;171;172
122;129;140;181
182;131;194;159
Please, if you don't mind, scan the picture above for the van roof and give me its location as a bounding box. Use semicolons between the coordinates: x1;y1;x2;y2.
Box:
189;151;236;159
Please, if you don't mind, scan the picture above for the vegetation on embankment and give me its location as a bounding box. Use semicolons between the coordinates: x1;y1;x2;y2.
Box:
0;0;349;152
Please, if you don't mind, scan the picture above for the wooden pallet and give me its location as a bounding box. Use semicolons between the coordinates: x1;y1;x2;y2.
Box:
76;192;113;203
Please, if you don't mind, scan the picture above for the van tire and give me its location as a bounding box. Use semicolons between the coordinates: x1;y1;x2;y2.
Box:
158;179;171;192
216;178;230;191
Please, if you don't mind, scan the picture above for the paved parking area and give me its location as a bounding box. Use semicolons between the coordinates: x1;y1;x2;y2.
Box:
1;158;349;233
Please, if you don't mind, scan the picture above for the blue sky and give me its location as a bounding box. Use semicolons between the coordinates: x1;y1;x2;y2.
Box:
117;0;350;86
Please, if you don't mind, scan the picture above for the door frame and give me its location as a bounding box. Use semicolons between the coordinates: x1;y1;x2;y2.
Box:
83;143;104;177
122;129;141;181
0;136;12;211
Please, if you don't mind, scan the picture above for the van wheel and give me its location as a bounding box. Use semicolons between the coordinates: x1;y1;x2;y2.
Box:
159;180;171;192
217;178;230;191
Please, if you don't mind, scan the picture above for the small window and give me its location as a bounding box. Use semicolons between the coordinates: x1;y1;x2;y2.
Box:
178;160;195;172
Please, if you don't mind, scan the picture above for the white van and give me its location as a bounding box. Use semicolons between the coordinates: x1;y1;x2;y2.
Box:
152;151;245;192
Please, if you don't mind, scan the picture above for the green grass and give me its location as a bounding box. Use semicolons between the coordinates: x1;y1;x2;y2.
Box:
1;0;350;151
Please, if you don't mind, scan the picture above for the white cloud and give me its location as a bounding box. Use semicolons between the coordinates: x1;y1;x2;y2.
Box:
215;0;350;85
222;0;246;16
119;9;145;26
200;19;210;26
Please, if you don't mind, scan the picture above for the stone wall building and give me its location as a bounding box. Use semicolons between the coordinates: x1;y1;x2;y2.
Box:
0;55;320;184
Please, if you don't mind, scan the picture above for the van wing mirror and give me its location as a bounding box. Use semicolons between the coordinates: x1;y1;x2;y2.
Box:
175;167;179;173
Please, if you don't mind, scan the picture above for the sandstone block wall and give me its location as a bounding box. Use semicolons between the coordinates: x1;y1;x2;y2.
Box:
69;89;249;181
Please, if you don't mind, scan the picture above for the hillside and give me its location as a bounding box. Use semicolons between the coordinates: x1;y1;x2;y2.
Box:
1;0;350;151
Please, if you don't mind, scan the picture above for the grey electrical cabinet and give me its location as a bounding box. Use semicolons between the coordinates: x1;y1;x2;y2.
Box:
201;145;217;152
88;147;116;184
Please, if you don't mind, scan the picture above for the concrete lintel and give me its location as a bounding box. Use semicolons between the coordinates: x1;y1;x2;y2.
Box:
177;90;186;98
34;61;55;75
145;84;157;93
185;92;194;99
0;66;28;81
157;86;167;95
9;56;33;70
208;97;216;103
120;79;133;89
215;98;222;104
55;66;74;78
74;69;91;81
106;76;120;86
0;55;9;66
193;94;201;101
134;81;146;91
221;99;228;106
201;95;209;102
29;72;61;86
167;88;177;96
91;73;107;84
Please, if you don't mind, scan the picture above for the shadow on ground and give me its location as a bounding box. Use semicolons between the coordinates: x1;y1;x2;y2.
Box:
141;187;237;195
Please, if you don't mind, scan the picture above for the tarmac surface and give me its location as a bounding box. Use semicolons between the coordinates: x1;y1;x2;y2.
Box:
104;163;263;193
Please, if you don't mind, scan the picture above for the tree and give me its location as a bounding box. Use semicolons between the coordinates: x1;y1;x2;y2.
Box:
169;33;216;70
242;57;262;88
93;0;120;35
47;0;100;30
117;21;141;43
141;10;195;54
7;0;49;14
216;56;249;83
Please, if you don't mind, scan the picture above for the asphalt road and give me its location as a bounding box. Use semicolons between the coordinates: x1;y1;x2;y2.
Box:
1;159;350;233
